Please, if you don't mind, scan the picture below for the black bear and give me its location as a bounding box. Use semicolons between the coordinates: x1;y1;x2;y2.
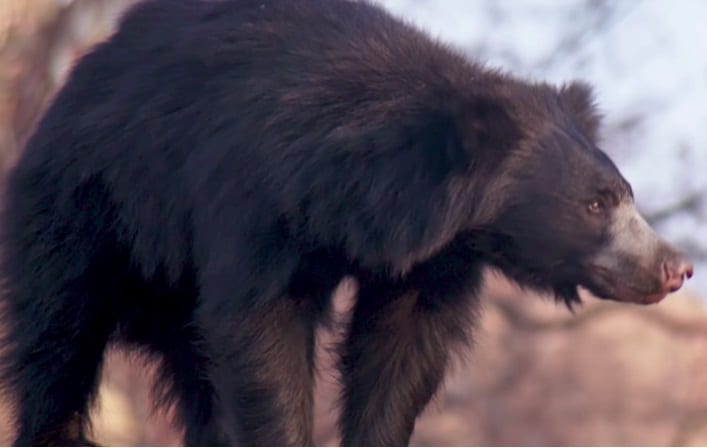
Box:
0;0;693;445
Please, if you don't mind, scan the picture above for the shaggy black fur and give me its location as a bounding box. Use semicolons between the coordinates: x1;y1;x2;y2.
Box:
0;0;676;445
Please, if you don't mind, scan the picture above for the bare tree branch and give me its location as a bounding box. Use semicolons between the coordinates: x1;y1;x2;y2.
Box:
645;190;705;226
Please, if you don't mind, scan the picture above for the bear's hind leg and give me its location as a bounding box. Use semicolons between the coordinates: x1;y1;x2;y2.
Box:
2;274;116;446
158;339;227;446
1;177;123;445
128;297;228;446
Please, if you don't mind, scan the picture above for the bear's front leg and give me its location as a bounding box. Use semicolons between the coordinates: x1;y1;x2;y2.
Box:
195;244;319;446
199;293;318;445
339;256;483;446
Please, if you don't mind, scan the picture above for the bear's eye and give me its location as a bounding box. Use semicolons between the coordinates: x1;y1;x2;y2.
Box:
587;199;605;214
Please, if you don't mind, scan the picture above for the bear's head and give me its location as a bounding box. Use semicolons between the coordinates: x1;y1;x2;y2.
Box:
456;80;693;307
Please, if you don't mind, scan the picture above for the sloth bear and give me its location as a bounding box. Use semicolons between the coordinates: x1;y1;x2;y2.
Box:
0;0;693;445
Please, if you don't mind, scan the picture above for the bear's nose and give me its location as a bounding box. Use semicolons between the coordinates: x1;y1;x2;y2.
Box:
662;254;693;293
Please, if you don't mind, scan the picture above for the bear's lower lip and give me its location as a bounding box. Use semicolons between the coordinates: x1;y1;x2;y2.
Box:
586;264;669;305
637;291;669;305
612;288;668;305
586;281;669;304
599;288;668;305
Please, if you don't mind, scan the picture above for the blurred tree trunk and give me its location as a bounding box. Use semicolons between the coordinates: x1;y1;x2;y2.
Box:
0;0;138;174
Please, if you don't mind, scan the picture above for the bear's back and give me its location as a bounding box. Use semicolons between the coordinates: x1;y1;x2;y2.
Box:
7;0;486;280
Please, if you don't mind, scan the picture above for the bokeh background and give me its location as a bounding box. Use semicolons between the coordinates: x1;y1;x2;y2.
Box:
0;0;705;445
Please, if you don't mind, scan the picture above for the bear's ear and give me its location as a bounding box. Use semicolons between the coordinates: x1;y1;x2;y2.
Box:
560;81;603;140
412;111;470;180
410;95;520;181
453;95;522;169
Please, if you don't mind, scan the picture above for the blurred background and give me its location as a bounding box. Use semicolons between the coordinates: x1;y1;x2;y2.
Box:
0;0;705;445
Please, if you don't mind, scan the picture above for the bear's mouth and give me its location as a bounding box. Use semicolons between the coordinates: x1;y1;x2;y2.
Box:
584;264;670;305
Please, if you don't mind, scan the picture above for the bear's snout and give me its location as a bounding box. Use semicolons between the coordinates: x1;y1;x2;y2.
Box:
661;251;693;293
585;201;693;305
